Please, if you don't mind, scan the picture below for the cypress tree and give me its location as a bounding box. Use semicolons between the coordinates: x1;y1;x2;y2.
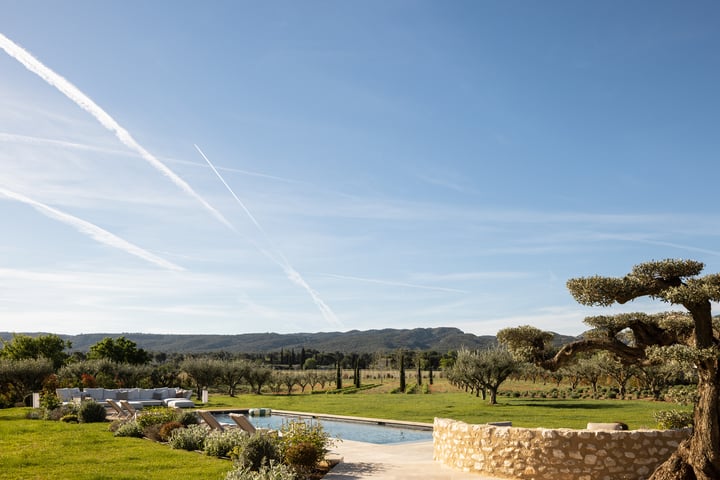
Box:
336;359;342;390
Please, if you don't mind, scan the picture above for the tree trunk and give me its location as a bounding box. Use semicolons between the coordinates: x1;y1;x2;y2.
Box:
488;386;498;405
649;359;720;480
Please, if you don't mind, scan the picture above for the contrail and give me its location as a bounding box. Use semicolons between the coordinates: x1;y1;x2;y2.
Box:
194;144;342;327
0;33;234;231
195;145;263;230
0;187;184;271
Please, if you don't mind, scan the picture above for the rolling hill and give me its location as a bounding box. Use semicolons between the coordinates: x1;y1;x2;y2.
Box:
0;327;576;354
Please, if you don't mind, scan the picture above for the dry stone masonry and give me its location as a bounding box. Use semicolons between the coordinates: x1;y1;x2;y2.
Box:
433;418;691;480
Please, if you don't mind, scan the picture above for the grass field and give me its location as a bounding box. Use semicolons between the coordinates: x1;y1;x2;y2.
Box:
203;391;682;430
0;379;692;479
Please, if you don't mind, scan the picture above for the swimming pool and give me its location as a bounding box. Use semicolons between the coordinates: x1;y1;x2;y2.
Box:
213;411;433;445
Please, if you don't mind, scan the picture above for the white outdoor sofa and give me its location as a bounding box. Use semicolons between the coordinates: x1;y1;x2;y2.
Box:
56;387;195;408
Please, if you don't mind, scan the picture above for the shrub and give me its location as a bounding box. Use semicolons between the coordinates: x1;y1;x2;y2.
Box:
78;400;107;423
114;420;144;438
25;409;44;420
204;429;248;458
231;433;282;471
40;392;61;411
168;424;207;451
143;423;163;442
60;414;79;423
159;421;184;442
280;421;334;472
225;461;297;480
175;410;200;427
665;385;698;406
44;404;77;421
654;410;694;430
284;442;321;472
136;407;177;429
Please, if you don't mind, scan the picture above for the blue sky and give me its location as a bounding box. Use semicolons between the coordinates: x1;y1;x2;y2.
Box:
1;1;719;336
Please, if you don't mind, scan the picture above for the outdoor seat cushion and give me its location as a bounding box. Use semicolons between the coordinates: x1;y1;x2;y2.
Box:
164;398;195;408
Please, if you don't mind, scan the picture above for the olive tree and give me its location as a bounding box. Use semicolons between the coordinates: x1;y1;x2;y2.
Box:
0;358;54;405
501;259;720;480
447;346;519;405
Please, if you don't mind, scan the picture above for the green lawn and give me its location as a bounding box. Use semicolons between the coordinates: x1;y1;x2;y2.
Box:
203;390;686;430
0;408;231;480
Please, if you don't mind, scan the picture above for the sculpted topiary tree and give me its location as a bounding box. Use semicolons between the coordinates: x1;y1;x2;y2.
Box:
501;259;719;480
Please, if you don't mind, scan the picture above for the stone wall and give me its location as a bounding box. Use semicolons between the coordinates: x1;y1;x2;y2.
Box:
433;418;691;480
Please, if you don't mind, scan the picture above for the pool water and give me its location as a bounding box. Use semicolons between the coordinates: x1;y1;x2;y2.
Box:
213;413;433;445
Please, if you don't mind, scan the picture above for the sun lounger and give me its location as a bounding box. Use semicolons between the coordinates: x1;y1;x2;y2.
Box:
197;410;225;431
119;400;139;418
106;399;130;418
228;413;257;433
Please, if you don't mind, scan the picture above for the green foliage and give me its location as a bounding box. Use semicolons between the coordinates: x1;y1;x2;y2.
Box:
175;409;200;426
180;357;224;395
225;461;297;480
665;385;698;405
231;433;282;471
283;442;320;472
447;347;519;404
0;333;71;369
88;336;151;365
168;423;207;451
279;421;334;472
497;325;555;363
203;428;248;457
78;400;107;423
40;391;62;411
135;406;177;429
60;414;78;423
114;420;144;438
0;358;55;404
654;409;694;429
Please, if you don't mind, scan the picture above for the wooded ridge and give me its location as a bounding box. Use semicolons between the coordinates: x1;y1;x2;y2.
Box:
0;327;576;354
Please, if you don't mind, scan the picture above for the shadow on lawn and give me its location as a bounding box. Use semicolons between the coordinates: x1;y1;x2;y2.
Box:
514;401;625;410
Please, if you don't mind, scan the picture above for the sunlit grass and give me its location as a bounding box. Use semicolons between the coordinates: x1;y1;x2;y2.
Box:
203;388;689;430
0;408;231;480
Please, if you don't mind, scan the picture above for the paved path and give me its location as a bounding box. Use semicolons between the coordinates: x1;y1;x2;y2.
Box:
323;439;505;480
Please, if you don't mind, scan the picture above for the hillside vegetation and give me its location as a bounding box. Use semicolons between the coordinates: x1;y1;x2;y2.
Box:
0;327;576;354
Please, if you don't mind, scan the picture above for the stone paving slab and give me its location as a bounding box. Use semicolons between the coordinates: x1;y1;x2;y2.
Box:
323;439;505;480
